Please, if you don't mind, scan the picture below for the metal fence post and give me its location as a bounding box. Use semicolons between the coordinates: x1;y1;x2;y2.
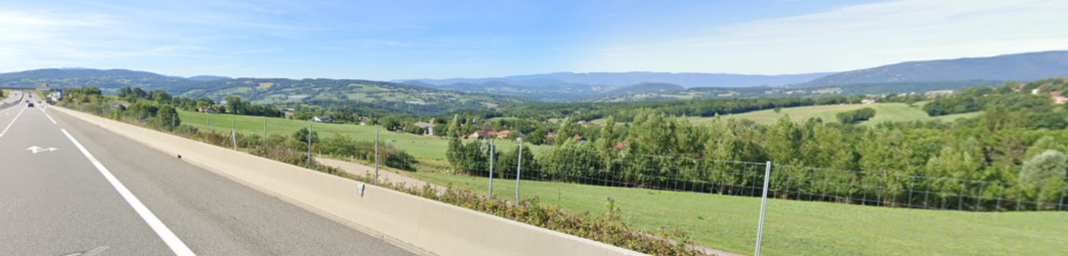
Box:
307;124;312;164
231;119;237;150
515;140;523;204
374;130;379;185
755;161;772;256
489;139;495;197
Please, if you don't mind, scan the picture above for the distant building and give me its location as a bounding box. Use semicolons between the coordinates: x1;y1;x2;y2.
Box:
284;111;294;118
198;106;216;114
861;99;876;105
1054;96;1067;105
924;90;954;98
1032;89;1042;95
496;130;511;139
546;132;557;138
413;122;435;136
311;116;333;123
469;129;494;140
359;118;370;126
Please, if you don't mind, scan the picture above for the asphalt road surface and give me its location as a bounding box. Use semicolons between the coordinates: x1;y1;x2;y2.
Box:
0;102;416;256
0;90;26;109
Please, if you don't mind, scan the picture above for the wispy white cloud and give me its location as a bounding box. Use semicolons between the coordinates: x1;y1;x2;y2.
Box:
582;0;1068;74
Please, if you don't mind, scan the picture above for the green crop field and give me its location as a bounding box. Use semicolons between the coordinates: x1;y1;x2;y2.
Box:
404;171;1068;256
176;110;544;161
686;103;981;126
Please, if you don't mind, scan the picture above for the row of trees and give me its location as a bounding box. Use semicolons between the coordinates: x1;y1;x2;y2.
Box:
836;107;876;124
444;80;1068;211
61;91;419;172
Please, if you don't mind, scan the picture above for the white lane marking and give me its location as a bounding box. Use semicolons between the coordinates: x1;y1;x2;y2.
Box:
26;145;59;154
42;107;57;124
0;106;27;142
61;129;196;256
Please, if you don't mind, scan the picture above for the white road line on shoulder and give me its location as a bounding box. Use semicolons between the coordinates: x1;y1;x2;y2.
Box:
61;129;196;256
42;107;57;124
0;106;27;142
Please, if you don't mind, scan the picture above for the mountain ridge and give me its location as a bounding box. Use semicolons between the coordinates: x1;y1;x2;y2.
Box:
794;50;1068;88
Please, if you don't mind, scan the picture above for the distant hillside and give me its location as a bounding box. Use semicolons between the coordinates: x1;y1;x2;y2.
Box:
187;75;231;81
603;82;683;95
0;68;167;80
165;78;527;115
795;51;1068;88
403;71;830;89
0;68;526;114
418;80;617;101
0;68;187;89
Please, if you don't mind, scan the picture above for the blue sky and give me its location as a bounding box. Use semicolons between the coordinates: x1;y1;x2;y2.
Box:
1;0;1066;80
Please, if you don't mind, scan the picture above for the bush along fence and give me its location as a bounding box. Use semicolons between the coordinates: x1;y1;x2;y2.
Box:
60;102;712;256
448;138;1068;212
448;138;1066;255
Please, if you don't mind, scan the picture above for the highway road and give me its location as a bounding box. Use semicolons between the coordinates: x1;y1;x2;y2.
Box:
0;90;26;109
0;95;416;255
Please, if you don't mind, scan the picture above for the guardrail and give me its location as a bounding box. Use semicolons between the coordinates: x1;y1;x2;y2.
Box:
52;106;648;256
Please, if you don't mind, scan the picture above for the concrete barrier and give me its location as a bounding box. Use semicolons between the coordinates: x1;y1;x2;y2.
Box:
52;107;648;256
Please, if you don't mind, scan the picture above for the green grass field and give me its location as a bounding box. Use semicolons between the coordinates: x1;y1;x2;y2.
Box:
405;171;1067;256
177;110;543;161
686;103;981;126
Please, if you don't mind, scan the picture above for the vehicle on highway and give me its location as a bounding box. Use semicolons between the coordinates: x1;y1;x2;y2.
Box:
27;102;34;107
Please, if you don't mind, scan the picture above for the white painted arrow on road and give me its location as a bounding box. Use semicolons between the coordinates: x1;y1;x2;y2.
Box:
26;146;59;154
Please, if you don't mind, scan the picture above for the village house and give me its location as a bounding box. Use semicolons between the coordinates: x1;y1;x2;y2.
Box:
311;116;332;123
496;130;511;139
469;129;494;140
359;118;370;126
284;111;294;118
861;99;876;104
198;106;217;114
413;122;435;136
925;90;954;98
1053;91;1067;105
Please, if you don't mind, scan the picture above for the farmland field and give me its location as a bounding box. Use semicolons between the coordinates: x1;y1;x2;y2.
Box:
176;110;544;160
404;171;1068;256
686;103;981;126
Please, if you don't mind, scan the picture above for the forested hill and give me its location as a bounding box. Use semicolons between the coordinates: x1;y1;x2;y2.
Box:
174;78;528;115
795;51;1068;88
0;68;528;115
402;71;831;88
0;68;188;89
